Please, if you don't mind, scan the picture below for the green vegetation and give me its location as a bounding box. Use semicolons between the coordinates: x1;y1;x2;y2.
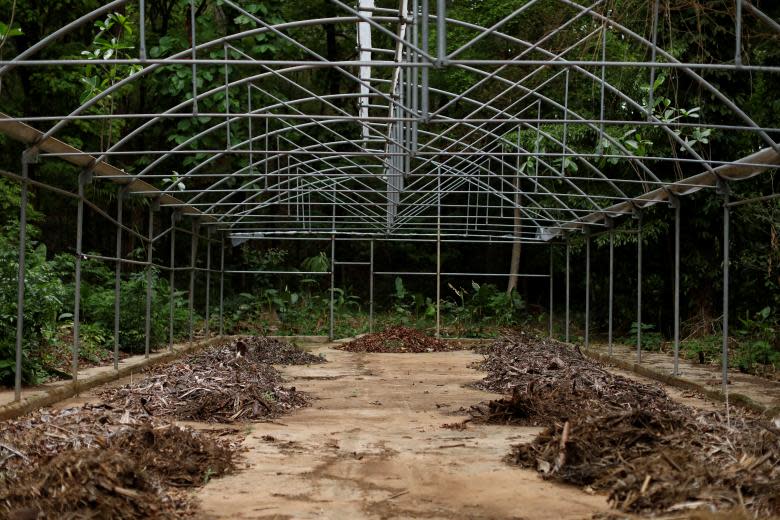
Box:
0;0;778;386
218;256;528;338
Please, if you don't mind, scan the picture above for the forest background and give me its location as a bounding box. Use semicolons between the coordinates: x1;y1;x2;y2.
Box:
0;0;778;385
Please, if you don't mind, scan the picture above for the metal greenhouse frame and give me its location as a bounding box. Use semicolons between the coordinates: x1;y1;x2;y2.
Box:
1;0;779;404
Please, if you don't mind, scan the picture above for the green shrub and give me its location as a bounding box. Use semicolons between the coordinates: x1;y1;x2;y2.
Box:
0;239;66;386
680;334;721;363
0;178;66;385
82;269;191;354
449;282;526;326
628;322;664;351
735;307;780;372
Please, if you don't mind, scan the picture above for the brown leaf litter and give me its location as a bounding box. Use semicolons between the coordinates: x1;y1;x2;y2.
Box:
2;449;183;519
100;341;310;423
0;336;318;518
336;326;456;353
0;405;239;518
469;331;780;516
230;335;326;365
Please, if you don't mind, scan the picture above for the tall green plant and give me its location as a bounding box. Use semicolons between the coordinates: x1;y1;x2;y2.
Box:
81;269;190;354
0;180;65;385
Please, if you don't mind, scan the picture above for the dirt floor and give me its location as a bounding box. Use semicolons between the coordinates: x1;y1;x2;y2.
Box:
38;339;742;519
195;345;612;519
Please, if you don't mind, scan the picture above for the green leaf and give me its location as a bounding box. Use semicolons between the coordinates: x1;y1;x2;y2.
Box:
0;21;23;39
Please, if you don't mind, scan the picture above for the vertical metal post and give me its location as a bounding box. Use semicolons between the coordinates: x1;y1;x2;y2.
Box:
369;240;374;333
648;0;660;120
411;0;419;151
329;187;336;340
329;235;335;340
565;235;570;343
224;43;231;148
296;166;301;223
139;0;147;60
436;166;442;338
561;68;570;176
114;188;125;368
585;229;591;349
637;213;643;362
608;228;614;355
74;170;91;384
598;13;607;143
421;0;429;119
403;25;411;173
144;202;155;358
466;182;471;231
204;227;212;338
14;152;30;401
190;0;198;114
189;220;198;346
248;85;253;174
534;104;540;181
219;235;225;337
721;185;730;395
436;0;446;66
548;246;553;338
735;0;742;67
673;197;681;375
169;213;177;352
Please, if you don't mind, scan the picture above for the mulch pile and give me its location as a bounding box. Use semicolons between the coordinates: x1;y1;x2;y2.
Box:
470;331;780;516
0;336;318;518
336;326;454;353
470;332;670;425
0;405;239;518
101;342;309;423
232;336;326;365
2;449;181;519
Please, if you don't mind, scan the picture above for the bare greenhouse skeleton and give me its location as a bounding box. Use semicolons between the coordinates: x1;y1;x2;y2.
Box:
3;2;778;401
0;1;779;517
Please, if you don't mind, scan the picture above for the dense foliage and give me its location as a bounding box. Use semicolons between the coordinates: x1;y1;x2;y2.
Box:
0;0;778;384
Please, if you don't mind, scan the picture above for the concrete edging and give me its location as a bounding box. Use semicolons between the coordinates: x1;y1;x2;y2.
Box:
583;348;778;417
0;336;228;421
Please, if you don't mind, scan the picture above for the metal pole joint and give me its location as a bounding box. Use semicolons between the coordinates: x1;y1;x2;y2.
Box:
716;178;731;198
78;169;94;186
21;148;39;165
582;224;592;236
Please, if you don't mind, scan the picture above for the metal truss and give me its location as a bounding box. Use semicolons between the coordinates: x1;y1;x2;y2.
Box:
0;0;779;400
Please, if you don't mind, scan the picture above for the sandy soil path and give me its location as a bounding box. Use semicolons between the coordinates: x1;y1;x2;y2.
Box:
196;346;609;519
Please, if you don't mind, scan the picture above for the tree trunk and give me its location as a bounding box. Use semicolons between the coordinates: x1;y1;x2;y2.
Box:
507;176;521;293
325;23;340;97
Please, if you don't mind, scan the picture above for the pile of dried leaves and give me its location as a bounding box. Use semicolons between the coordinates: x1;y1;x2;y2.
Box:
231;336;325;365
337;326;454;353
0;337;315;518
2;449;181;519
471;331;780;516
470;331;670;425
0;405;238;519
101;343;308;423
